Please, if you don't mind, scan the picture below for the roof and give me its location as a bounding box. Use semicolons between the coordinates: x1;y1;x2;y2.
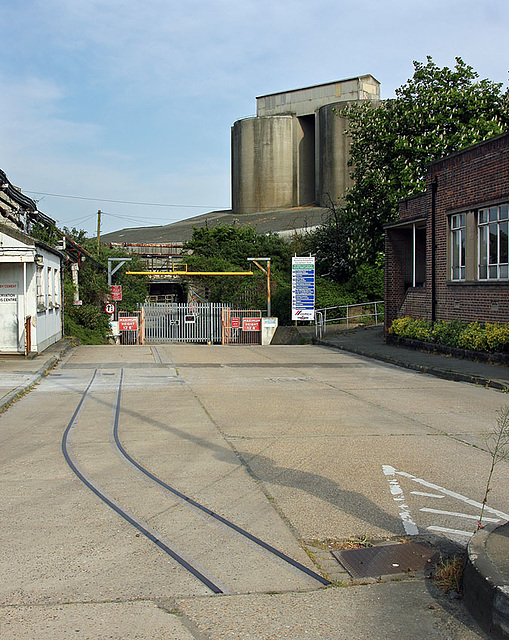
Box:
256;75;380;100
101;207;330;244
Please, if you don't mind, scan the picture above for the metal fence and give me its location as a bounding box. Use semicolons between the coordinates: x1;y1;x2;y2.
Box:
315;301;384;339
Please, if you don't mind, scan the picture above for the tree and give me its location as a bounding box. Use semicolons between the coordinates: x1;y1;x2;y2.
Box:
182;225;293;311
334;57;509;269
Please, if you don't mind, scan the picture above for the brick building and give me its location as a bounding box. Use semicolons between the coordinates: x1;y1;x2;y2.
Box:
385;132;509;330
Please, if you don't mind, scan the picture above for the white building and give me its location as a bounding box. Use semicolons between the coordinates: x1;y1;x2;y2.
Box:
0;170;63;355
0;224;63;354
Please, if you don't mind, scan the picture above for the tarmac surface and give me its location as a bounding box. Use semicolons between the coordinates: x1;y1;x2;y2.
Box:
1;329;508;639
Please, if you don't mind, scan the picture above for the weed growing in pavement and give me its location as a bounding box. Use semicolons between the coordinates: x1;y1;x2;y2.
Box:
478;405;509;529
433;555;464;594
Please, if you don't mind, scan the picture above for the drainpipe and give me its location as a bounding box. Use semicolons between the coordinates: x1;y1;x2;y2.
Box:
412;223;416;288
431;178;438;324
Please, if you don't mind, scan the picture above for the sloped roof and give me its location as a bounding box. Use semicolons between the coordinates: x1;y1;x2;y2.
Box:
101;207;329;244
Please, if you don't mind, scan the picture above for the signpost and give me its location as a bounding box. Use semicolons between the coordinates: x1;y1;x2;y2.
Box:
105;302;115;315
292;256;315;321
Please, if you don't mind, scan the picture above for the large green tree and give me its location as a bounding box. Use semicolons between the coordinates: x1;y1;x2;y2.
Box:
320;57;509;273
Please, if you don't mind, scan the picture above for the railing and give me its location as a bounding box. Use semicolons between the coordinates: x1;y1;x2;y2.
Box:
315;301;384;339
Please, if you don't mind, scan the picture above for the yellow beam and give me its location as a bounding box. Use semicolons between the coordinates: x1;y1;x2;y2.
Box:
126;270;254;276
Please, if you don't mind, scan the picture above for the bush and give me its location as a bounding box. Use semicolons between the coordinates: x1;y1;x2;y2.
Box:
388;317;509;353
388;316;433;341
64;303;110;344
315;278;357;309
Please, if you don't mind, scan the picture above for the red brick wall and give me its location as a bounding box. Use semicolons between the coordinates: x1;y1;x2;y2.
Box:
385;132;509;329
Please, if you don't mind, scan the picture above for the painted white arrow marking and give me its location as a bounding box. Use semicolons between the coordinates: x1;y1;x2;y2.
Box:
411;491;445;499
420;508;500;523
428;526;473;538
395;470;509;520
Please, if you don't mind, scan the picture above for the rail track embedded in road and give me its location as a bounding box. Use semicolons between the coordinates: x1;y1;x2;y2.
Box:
61;369;330;594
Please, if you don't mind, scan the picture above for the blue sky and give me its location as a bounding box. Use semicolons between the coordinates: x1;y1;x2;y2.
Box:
1;0;508;236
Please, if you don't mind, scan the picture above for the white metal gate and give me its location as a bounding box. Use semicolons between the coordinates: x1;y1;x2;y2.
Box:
141;303;263;345
143;302;224;344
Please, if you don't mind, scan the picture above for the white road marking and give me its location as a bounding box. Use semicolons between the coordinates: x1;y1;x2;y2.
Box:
411;491;445;499
382;465;419;535
427;526;473;538
396;471;509;520
420;508;500;523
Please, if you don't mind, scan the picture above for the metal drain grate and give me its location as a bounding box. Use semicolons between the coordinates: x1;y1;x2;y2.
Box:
332;542;438;579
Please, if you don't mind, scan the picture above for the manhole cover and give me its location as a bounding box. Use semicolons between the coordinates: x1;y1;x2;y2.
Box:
332;542;438;579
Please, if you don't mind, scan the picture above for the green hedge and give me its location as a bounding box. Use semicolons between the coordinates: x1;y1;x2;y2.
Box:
388;317;509;353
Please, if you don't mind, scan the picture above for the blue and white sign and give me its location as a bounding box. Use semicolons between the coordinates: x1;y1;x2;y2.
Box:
292;256;315;321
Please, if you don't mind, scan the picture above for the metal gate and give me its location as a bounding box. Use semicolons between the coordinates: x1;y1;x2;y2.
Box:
143;302;224;344
221;309;262;345
142;303;262;344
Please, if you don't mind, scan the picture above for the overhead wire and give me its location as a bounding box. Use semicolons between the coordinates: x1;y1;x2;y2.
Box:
26;189;227;209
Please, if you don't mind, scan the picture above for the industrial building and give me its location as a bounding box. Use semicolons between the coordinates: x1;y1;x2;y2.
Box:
231;75;380;215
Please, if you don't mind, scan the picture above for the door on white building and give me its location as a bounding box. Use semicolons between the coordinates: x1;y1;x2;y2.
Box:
0;291;19;351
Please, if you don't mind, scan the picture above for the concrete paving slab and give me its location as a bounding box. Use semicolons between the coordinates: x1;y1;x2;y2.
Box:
176;580;489;639
1;601;196;640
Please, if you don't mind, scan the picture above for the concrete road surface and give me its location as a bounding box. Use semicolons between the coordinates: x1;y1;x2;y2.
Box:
1;343;505;639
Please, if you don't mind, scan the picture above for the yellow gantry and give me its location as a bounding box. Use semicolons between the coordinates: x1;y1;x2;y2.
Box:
126;265;254;277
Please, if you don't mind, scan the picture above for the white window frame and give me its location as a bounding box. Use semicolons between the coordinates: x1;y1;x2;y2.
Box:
450;213;466;281
478;204;509;280
36;265;45;308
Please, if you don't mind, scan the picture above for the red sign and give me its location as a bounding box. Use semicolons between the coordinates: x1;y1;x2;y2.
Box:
111;285;122;301
119;317;138;331
105;303;115;315
231;317;240;328
242;317;261;332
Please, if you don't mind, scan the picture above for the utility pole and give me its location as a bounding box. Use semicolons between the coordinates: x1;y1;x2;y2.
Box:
96;210;101;254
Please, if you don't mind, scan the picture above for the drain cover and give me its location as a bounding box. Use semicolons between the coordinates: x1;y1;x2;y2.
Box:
332;542;438;579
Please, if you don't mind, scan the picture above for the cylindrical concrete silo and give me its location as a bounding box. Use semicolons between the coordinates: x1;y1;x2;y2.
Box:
317;102;353;208
232;115;295;214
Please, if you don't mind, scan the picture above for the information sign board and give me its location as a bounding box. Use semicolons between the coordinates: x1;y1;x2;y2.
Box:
292;256;315;321
231;317;240;329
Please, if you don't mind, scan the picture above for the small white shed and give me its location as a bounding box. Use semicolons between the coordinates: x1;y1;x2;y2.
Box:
0;223;63;354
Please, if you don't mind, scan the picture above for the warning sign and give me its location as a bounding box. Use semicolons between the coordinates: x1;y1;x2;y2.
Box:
119;317;138;331
111;285;122;301
242;318;261;332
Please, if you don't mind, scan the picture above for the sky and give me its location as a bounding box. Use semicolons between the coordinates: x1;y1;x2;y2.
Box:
1;0;508;237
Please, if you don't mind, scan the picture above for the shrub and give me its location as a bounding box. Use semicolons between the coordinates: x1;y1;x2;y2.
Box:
388;316;433;341
389;317;509;353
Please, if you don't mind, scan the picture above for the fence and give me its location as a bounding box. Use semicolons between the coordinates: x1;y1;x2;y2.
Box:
117;303;264;345
315;301;384;339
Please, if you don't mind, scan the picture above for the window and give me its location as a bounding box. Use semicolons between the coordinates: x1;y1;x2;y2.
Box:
54;269;60;307
451;214;466;280
36;265;44;308
478;204;509;280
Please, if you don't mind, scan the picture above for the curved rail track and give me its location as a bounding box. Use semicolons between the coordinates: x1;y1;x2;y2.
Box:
62;368;330;594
